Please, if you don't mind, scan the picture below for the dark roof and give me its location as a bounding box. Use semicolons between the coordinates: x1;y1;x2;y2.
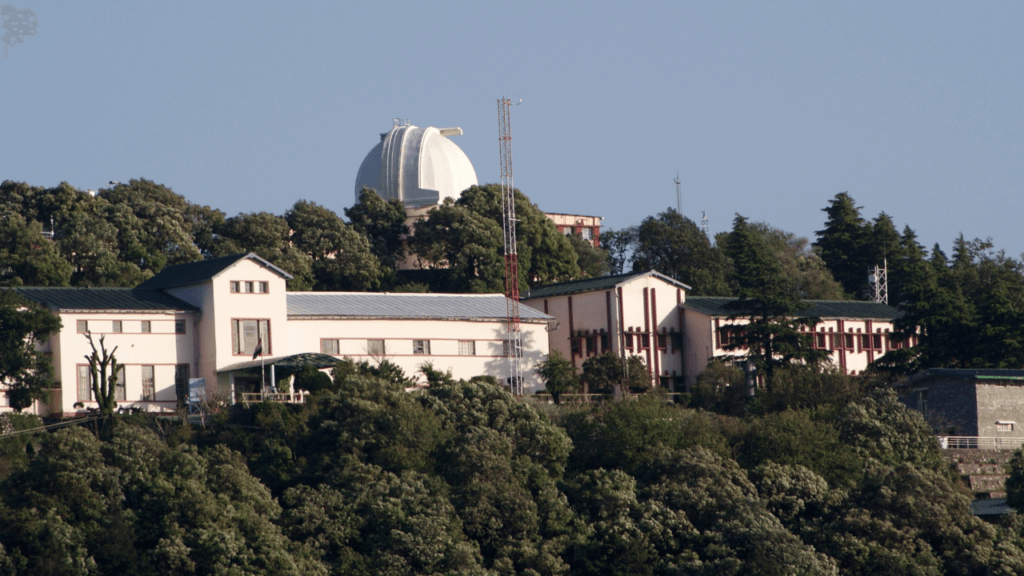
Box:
970;497;1013;516
524;271;691;300
899;368;1024;388
288;292;551;321
218;352;341;373
12;287;199;312
136;252;292;290
683;296;903;320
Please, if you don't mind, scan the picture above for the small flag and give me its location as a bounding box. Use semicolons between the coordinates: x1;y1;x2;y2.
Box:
252;336;263;360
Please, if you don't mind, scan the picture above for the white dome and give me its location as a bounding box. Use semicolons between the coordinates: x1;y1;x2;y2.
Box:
354;123;479;209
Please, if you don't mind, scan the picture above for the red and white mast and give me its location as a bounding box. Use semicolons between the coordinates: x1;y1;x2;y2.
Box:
498;97;523;396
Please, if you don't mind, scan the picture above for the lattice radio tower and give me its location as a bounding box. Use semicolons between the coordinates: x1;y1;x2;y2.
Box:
498;97;524;396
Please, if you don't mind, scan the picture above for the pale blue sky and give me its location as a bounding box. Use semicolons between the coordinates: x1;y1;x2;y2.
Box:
3;1;1022;259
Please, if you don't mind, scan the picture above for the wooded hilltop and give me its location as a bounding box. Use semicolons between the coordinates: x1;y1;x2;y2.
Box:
4;178;1024;574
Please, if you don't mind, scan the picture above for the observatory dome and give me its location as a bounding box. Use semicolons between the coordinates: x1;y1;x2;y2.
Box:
354;122;479;209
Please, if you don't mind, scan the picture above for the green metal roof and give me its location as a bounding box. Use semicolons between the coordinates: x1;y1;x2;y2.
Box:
12;287;199;312
683;296;903;320
970;498;1012;516
217;352;340;373
524;271;691;300
136;252;292;290
899;368;1024;388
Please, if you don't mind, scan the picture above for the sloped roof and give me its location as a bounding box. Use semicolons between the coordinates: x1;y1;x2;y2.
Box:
12;287;199;312
899;368;1024;388
970;497;1012;516
136;252;292;290
683;296;903;320
524;271;691;300
287;292;552;322
218;352;340;373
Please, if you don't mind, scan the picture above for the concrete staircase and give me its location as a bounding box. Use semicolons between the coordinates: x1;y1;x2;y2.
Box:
944;449;1014;497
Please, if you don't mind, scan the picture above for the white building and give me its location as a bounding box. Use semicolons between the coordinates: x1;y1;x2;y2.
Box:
10;253;551;417
681;296;908;388
522;271;693;390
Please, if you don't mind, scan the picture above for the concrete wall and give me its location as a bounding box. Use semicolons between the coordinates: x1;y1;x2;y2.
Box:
898;377;979;435
287;317;549;392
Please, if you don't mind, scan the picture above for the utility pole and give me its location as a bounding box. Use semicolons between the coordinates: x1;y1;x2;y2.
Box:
498;97;523;396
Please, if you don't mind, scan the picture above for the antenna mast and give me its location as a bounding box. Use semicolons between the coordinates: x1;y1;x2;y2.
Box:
498;97;523;396
869;259;888;304
701;210;709;236
674;172;682;214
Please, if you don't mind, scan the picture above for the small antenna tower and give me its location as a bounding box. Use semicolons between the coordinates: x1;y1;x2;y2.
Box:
674;172;682;214
701;210;709;236
498;97;523;396
868;258;888;304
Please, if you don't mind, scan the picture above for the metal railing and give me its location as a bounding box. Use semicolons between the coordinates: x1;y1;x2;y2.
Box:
238;391;307;407
940;436;1024;451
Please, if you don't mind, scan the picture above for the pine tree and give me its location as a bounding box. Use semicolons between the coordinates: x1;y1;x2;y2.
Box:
814;193;873;297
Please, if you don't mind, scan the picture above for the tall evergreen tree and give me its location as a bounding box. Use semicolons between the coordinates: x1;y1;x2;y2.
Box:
722;215;826;388
814;192;874;297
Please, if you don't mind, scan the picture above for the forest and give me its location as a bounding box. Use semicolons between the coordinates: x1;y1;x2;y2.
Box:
5;178;1024;573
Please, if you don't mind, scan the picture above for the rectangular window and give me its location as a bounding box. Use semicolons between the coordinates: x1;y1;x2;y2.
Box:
141;320;151;333
413;340;430;355
245;281;254;293
600;334;609;351
585;336;595;355
115;366;126;402
657;334;667;350
641;334;650;349
719;328;732;348
257;281;268;294
625;333;634;349
844;334;855;350
142;365;155;401
671;333;683;350
916;389;928;414
860;334;871;350
872;334;883;349
367;339;385;356
815;333;828;349
458;340;476;356
77;320;88;334
112;320;122;333
77;365;91;402
232;319;270;355
321;339;340;355
570;338;580;356
997;422;1015;432
231;281;240;293
175;364;189;408
580;227;593;241
175;320;186;334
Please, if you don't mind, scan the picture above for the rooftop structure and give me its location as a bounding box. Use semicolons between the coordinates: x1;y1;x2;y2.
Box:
354;120;479;209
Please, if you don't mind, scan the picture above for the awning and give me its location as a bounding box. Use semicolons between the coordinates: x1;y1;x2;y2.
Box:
218;353;340;374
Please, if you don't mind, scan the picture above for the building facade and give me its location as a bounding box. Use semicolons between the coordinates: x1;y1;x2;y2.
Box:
681;297;908;389
522;271;692;390
897;369;1024;439
10;253;551;417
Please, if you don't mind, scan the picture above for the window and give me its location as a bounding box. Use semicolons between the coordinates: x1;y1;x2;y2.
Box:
141;320;151;333
815;333;828;349
413;340;430;355
233;280;268;294
321;339;340;355
458;340;476;356
112;320;122;333
997;422;1015;432
872;334;883;349
657;334;667;350
625;334;634;349
570;338;580;356
245;281;254;293
367;339;385;356
77;320;88;334
860;334;871;350
585;336;595;355
77;365;91;402
844;334;855;350
115;366;126;402
671;333;683;350
256;281;268;294
232;319;270;355
580;227;593;241
231;281;240;293
142;366;155;401
175;320;186;334
600;334;609;351
175;364;190;408
916;389;928;414
640;334;650;349
719;327;732;348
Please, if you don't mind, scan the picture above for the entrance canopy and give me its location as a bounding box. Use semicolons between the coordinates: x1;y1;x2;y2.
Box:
218;352;340;377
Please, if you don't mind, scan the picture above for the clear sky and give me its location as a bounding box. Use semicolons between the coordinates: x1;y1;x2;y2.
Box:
3;1;1022;259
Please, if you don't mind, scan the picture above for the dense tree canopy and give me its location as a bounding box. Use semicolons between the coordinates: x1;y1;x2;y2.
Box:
0;291;62;411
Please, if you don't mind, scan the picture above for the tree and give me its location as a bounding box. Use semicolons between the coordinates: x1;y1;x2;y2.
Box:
566;233;610;278
345;189;410;277
534;350;579;403
581;352;649;394
285;200;382;291
0;209;72;287
0;291;61;411
631;209;732;295
813;192;874;297
722;215;826;388
216;212;315;290
408;199;505;293
601;226;637;276
84;333;121;430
